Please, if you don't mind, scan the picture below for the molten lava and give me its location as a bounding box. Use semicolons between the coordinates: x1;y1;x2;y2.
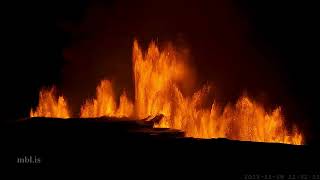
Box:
80;80;134;118
131;40;302;144
30;40;303;145
30;87;70;118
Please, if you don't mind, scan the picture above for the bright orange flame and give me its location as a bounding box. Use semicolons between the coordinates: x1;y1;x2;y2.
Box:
30;87;70;118
30;40;303;145
80;80;134;118
131;40;303;145
133;40;190;119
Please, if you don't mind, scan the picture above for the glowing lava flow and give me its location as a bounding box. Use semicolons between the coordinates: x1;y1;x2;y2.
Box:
31;40;303;145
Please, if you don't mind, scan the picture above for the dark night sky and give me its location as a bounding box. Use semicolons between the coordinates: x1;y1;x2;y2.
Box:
5;0;319;143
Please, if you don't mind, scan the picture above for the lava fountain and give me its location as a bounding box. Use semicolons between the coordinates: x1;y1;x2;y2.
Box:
30;87;70;118
30;40;303;145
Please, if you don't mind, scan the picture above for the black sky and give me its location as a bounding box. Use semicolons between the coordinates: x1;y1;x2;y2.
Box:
5;0;319;143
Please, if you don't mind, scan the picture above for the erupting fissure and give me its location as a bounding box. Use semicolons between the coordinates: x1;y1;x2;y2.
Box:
30;40;303;145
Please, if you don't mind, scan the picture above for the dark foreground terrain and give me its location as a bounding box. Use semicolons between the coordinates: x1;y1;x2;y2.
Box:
2;117;319;178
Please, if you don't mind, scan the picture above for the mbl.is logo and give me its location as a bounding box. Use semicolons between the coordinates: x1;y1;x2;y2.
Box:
17;155;42;164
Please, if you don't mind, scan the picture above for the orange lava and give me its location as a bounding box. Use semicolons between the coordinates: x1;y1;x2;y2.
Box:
30;40;303;145
30;87;70;118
